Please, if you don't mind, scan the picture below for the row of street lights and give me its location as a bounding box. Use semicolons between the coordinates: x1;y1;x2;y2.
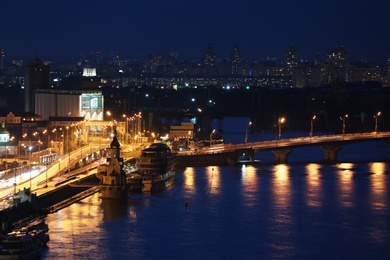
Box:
277;111;382;141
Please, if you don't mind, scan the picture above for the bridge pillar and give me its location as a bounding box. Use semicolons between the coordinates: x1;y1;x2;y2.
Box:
272;149;292;164
384;141;390;161
321;145;342;163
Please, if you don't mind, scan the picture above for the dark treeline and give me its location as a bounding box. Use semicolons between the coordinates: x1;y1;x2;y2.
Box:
102;81;389;135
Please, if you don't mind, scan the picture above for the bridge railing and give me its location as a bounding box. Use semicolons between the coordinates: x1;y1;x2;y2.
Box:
176;132;390;156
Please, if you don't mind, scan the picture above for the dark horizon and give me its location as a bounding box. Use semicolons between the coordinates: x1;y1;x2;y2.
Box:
2;45;389;68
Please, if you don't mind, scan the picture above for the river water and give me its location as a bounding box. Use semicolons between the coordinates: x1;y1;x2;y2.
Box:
41;119;390;259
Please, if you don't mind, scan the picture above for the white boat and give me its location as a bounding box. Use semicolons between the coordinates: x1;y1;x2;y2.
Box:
131;143;176;193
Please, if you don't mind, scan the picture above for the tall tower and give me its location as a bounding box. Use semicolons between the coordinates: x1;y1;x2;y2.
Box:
230;44;242;75
326;46;349;82
0;48;4;71
387;50;390;75
203;42;217;76
203;42;216;67
24;56;50;113
285;44;298;75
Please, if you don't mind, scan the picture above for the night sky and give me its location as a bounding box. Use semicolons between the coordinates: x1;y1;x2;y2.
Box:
1;0;390;64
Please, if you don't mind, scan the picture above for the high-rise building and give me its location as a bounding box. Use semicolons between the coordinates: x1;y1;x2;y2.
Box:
0;48;4;71
387;50;390;75
24;56;50;113
285;44;298;75
203;42;216;67
203;42;217;76
230;44;242;75
324;46;349;83
327;46;348;69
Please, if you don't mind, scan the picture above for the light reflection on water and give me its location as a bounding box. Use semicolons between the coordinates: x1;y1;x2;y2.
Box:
240;165;258;207
183;167;196;198
336;163;354;207
306;163;322;208
205;166;221;196
42;161;390;259
271;164;291;210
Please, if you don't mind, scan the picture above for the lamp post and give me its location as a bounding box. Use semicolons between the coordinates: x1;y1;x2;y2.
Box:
66;126;69;154
5;146;8;176
210;129;215;147
342;114;348;139
374;111;381;136
33;131;41;166
58;158;61;180
107;111;113;136
310;115;316;139
245;121;252;144
123;114;129;144
28;145;32;191
278;117;285;140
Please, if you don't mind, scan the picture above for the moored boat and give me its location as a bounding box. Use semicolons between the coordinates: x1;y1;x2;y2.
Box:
128;143;176;192
0;218;49;259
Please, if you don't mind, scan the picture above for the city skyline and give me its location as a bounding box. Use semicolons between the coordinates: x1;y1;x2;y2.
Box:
1;1;390;65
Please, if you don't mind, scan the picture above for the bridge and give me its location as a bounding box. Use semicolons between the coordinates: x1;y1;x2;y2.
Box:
175;132;390;166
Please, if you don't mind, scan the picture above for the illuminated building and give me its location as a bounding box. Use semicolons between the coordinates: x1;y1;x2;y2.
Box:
34;89;104;121
325;46;349;82
231;44;243;75
0;48;4;71
203;42;218;76
348;62;382;82
169;122;194;140
388;50;390;75
285;44;298;76
25;57;50;113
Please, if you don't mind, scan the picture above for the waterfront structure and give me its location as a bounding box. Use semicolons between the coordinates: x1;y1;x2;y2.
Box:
169;122;194;140
0;218;50;258
95;127;127;199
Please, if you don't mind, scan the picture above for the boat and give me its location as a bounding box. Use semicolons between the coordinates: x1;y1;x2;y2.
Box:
0;218;50;259
95;127;128;199
128;143;176;192
227;152;261;166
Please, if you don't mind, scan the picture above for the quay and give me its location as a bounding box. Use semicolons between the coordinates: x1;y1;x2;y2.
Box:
0;173;100;233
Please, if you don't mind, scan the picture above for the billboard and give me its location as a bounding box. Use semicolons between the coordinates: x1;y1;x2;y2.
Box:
80;92;104;120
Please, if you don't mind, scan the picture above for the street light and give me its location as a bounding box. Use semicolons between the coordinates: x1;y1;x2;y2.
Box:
5;146;8;176
58;158;61;180
33;131;41;166
123;114;129;143
374;111;381;136
342;114;348;139
245;121;252;144
28;145;33;191
278;117;285;140
310;115;316;139
106;111;112;121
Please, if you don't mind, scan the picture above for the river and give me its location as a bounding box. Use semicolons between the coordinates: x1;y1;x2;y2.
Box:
41;118;390;259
